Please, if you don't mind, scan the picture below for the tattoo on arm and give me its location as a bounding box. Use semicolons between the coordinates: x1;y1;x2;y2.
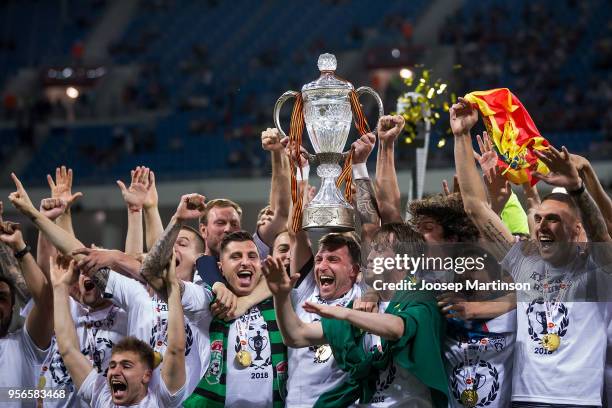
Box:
354;179;380;225
482;219;513;259
141;222;182;281
572;189;610;242
92;267;111;293
0;242;31;302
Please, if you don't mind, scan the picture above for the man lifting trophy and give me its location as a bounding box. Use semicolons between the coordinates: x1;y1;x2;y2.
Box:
274;53;383;231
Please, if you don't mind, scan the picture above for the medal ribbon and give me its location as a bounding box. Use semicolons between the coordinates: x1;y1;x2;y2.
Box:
235;313;250;353
461;336;486;390
542;266;573;334
85;305;117;365
152;295;168;352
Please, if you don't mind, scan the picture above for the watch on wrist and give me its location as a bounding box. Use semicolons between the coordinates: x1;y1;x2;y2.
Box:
14;244;31;260
568;181;585;196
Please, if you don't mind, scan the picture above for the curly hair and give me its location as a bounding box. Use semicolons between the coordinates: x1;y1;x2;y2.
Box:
408;193;480;242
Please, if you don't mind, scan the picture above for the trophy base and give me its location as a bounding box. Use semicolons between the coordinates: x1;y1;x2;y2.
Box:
302;205;355;232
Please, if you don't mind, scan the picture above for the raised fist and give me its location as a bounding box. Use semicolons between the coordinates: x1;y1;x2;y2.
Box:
261;128;284;152
377;115;405;145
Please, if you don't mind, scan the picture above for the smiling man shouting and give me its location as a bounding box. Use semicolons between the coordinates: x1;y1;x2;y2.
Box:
181;230;288;408
50;252;186;407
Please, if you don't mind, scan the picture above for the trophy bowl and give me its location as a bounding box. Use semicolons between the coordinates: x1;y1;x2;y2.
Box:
274;53;383;231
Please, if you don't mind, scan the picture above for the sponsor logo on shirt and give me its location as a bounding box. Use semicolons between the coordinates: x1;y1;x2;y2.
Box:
205;340;224;385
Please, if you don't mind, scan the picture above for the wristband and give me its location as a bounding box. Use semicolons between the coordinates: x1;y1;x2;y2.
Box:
296;165;310;181
352;163;369;179
14;245;31;260
568;181;585;196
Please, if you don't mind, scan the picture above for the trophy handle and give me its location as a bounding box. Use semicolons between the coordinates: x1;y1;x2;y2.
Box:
355;86;384;134
273;90;300;138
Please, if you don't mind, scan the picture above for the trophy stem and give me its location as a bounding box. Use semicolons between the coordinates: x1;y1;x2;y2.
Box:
302;156;355;232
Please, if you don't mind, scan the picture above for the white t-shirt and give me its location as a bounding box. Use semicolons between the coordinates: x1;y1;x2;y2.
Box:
0;326;51;408
253;230;271;260
77;367;186;407
354;302;432;407
444;311;516;408
501;242;607;406
42;299;129;408
105;272;208;396
225;306;274;407
182;285;276;407
605;312;612;406
287;266;364;407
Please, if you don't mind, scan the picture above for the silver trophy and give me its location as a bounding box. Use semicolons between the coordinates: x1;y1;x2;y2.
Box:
274;53;383;231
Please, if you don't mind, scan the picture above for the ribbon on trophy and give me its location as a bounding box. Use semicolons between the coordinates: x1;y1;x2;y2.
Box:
463;88;550;186
287;92;305;233
286;90;371;233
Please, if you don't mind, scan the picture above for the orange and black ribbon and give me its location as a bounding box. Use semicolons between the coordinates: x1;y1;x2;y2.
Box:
289;90;372;231
288;93;305;233
336;90;372;204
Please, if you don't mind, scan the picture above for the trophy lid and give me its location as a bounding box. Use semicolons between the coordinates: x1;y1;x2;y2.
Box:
301;53;354;92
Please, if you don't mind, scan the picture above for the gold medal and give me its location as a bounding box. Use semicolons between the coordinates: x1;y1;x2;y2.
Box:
541;333;560;352
236;350;252;368
315;345;332;363
153;351;164;368
460;389;478;407
37;376;46;389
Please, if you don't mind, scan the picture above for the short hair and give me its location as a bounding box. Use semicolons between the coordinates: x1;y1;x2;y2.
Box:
199;199;243;226
318;233;361;265
180;225;206;253
408;193;480;242
0;274;16;309
373;222;425;257
220;230;255;254
541;192;579;216
112;337;155;370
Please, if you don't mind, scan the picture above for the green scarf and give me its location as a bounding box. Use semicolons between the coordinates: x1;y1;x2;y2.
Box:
183;299;287;408
314;289;448;408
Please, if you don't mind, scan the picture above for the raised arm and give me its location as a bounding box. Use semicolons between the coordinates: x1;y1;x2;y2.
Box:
522;182;541;239
258;129;291;246
351;132;381;258
450;99;514;260
47;166;83;236
374;115;405;224
303;301;404;341
571;154;612;239
284;139;314;277
140;194;206;297
534;146;612;243
36;198;67;278
161;253;186;394
262;256;325;347
474;131;513;215
117;166;151;256
8;174;87;260
50;257;92;390
143;170;164;250
0;222;53;349
0;202;30;303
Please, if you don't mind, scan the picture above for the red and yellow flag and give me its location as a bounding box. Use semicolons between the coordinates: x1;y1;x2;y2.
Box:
464;88;549;185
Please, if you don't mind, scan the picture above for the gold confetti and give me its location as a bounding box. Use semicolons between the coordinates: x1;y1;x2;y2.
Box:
393;66;455;145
